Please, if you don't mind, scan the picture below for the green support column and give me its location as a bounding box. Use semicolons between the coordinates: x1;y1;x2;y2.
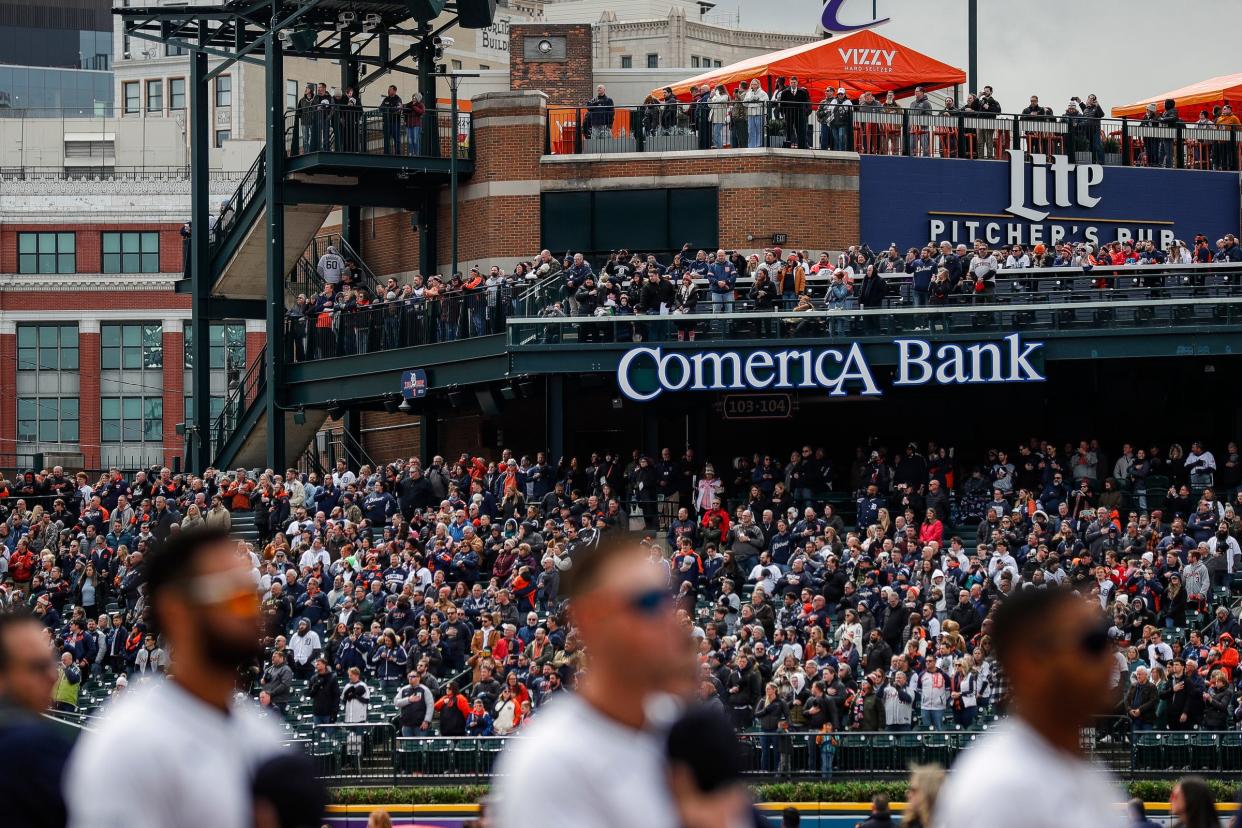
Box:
265;6;287;471
339;32;361;251
190;22;212;471
546;376;564;464
419;409;438;467
419;187;438;277
417;34;438;277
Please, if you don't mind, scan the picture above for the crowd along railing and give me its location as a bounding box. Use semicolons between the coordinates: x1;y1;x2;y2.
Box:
510;262;1242;321
286;286;514;364
506;293;1242;349
545;101;1242;171
284;106;472;162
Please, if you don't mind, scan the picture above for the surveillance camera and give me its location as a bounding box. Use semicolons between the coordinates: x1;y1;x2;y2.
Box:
439;35;455;48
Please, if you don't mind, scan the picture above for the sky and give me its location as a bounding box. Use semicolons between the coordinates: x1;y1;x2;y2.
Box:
705;0;1242;112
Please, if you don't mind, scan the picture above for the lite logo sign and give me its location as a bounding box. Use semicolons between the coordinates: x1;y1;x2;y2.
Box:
821;0;890;33
616;335;1045;402
1005;149;1103;222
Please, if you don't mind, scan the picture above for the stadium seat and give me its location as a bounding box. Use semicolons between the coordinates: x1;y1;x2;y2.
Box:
838;733;872;772
1219;732;1242;771
1190;732;1220;768
1132;732;1163;771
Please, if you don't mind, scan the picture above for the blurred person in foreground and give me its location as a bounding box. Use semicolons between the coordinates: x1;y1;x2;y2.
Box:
65;528;325;828
0;613;71;828
934;587;1126;828
1171;776;1219;828
493;536;751;828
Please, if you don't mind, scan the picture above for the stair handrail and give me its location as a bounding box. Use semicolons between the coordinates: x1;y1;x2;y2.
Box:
326;424;377;472
211;344;267;460
208;148;265;259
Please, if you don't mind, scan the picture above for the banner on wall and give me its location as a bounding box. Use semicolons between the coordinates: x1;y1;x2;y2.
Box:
859;153;1241;251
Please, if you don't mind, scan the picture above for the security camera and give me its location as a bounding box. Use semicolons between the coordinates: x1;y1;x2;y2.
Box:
438;35;455;48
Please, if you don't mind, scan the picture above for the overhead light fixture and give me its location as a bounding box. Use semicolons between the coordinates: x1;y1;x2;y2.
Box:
517;379;536;399
293;407;307;425
398;399;414;414
326;400;343;421
383;394;400;414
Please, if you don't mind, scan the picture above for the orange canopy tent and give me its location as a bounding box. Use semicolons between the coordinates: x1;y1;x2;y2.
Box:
1112;72;1242;121
653;29;965;102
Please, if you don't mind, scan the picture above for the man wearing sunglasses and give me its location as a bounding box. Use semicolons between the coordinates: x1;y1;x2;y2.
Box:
66;528;316;828
494;538;748;828
933;588;1126;828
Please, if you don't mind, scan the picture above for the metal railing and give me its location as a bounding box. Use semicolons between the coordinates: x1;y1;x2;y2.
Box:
0;166;243;182
287;287;513;364
546;102;1242;170
208;149;265;257
510;262;1242;320
211;344;265;458
278;724;1242;783
285;106;472;161
507;292;1242;348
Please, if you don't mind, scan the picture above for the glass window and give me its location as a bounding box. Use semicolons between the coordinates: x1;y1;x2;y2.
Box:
184;322;244;371
102;231;159;274
286;79;298;110
18;232;74;274
17;396;78;444
15;324;78;373
691;56;700;68
123;81;139;114
620;55;632;68
146;79;163;113
169;78;185;110
215;129;230;148
102;323;162;370
215;75;231;107
646;54;658;69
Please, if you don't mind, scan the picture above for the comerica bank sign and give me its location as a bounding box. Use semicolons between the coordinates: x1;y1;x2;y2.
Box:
616;335;1045;402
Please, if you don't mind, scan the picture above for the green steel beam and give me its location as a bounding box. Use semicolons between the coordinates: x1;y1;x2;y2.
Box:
283;335;509;405
283;153;472;177
125;28;264;67
281;181;421;209
264;2;287;472
204;298;267;319
189;22;213;472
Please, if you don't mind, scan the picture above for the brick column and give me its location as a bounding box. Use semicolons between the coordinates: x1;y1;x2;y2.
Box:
245;320;266;410
0;330;14;468
162;319;185;471
77;321;101;471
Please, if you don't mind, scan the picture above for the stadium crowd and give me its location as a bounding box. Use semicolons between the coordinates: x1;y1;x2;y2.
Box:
284;233;1242;359
0;433;1240;759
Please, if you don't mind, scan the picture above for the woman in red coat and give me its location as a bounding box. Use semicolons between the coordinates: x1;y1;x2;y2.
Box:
918;508;944;545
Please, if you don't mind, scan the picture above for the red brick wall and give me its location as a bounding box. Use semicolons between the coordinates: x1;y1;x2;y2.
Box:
509;24;593;108
161;328;184;470
245;331;266;409
0;333;13;466
79;332;101;470
0;223;184;273
360;411;421;462
542;154;862;253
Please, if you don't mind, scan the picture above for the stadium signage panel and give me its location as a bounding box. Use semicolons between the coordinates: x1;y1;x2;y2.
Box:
616;334;1044;402
401;369;428;399
821;0;890;33
860;153;1241;250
